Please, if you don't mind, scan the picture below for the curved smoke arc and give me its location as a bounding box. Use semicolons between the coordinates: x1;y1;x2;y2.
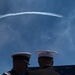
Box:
0;12;63;19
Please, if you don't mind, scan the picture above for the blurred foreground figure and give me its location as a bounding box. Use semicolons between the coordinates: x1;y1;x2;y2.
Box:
29;50;60;75
2;52;31;75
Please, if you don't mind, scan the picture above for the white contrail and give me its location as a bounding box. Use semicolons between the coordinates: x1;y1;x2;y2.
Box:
0;11;63;19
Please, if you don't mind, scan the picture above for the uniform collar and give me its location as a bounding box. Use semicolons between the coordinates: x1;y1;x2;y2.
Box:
10;69;28;75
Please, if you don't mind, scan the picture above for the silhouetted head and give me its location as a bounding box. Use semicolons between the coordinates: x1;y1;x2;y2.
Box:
12;52;31;73
36;50;57;68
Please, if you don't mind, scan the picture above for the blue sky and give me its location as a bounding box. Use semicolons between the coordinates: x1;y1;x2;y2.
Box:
0;0;75;74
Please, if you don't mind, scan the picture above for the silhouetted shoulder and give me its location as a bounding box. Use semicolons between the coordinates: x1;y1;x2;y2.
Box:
29;67;60;75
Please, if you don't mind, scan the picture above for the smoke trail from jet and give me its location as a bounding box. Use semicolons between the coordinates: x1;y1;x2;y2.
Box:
0;11;63;19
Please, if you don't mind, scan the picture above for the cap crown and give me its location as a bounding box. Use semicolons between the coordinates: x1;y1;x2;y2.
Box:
12;52;31;58
36;50;57;58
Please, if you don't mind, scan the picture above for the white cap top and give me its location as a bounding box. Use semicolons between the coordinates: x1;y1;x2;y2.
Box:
12;52;31;58
36;50;57;58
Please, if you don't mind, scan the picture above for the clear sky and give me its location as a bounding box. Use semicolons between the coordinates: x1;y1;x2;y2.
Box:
0;0;75;74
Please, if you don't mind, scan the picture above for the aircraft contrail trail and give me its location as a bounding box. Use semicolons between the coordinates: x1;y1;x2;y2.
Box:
0;11;63;19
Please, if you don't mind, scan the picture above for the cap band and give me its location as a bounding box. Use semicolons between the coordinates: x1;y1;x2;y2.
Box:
13;55;29;62
38;53;53;58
